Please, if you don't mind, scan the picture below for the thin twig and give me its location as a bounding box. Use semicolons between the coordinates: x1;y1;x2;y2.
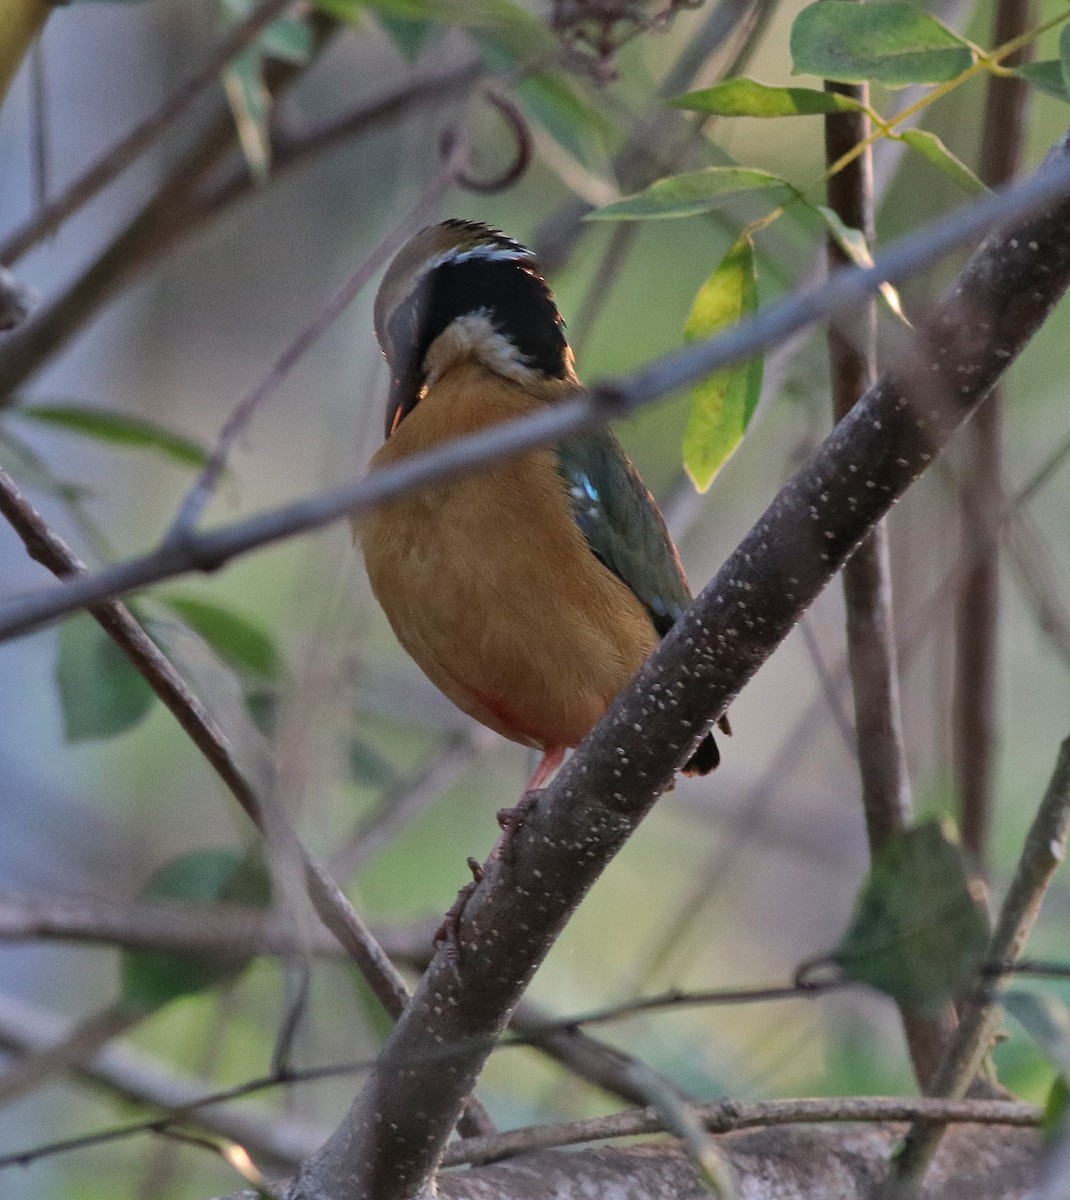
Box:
619;1063;737;1197
328;728;497;882
4;152;1070;644
953;0;1032;868
877;732;1070;1198
284;132;1070;1200
0;990;328;1166
0;891;436;963
439;1095;1041;1169
0;0;299;266
0;468;411;1021
164;137;469;540
823;57;949;1090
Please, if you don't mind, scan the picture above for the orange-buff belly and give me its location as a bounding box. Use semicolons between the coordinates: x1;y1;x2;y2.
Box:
358;363;659;752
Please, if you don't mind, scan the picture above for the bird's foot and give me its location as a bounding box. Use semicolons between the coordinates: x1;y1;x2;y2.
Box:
495;787;543;870
433;856;484;973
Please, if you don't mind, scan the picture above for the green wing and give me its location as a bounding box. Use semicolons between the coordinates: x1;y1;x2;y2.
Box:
555;428;691;635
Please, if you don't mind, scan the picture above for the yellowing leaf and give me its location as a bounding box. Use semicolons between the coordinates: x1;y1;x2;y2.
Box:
682;234;762;492
815;205;910;325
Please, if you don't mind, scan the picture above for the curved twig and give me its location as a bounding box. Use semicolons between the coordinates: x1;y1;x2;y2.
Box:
453;89;532;194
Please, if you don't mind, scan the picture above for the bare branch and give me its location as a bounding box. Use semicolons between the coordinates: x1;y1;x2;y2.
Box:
0;468;411;1020
4;150;1070;645
165;137;470;539
285;130;1070;1200
876;732;1070;1198
0;991;328;1166
823;50;948;1090
953;0;1033;868
0;891;436;963
441;1095;1040;1167
0;0;299;266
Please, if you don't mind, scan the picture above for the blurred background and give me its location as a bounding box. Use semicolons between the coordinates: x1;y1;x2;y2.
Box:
1;0;1070;1195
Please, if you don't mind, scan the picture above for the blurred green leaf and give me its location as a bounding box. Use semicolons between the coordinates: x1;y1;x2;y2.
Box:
321;0;556;59
1016;60;1070;102
258;15;313;61
668;77;866;117
56;614;156;742
121;849;272;1012
1005;991;1070;1080
350;738;400;788
1046;1075;1070;1136
1061;23;1070;101
11;404;210;468
834;820;990;1014
159;595;282;681
376;12;437;59
899;129;989;196
243;686;279;737
791;2;973;87
814;205;910;323
0;431;90;503
223;48;272;184
218;0;313;61
589;167;790;221
682;234;762;492
516;69;614;170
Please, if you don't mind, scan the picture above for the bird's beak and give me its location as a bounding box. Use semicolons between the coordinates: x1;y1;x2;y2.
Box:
385;367;422;439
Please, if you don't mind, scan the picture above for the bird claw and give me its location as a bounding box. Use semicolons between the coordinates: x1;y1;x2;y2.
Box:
495;787;543;869
433;856;484;973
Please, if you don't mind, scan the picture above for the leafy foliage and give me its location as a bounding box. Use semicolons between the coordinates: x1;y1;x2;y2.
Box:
120;849;273;1012
832;822;990;1014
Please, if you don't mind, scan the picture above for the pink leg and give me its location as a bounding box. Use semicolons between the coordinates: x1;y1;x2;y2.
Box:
496;745;567;867
525;745;566;792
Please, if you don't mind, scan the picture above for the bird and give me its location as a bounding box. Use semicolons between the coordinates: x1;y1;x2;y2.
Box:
358;219;729;798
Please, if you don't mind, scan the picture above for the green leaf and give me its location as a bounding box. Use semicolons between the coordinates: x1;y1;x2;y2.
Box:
814;205;910;324
56;614;156;742
320;0;557;60
377;12;437;59
668;77;866;117
515;68;614;170
121;850;272;1012
159;595;281;681
791;2;974;87
258;15;313;62
350;738;400;788
12;404;210;468
834;820;990;1014
1061;23;1070;102
222;48;272;184
1004;991;1070;1080
682;234;762;492
588;167;790;221
1046;1075;1070;1136
899;129;989;196
1016;60;1069;103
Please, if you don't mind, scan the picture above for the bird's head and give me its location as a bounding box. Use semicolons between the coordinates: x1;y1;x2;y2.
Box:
373;220;574;438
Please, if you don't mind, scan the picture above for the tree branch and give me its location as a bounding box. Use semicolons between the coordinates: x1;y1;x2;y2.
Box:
824;49;948;1090
285;131;1070;1200
876;732;1070;1198
953;0;1033;868
0;468;412;1022
4;149;1070;644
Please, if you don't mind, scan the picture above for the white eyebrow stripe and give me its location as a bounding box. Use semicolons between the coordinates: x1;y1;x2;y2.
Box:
427;243;533;271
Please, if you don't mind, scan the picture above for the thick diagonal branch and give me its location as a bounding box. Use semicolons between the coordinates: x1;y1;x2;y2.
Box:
286;135;1070;1200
